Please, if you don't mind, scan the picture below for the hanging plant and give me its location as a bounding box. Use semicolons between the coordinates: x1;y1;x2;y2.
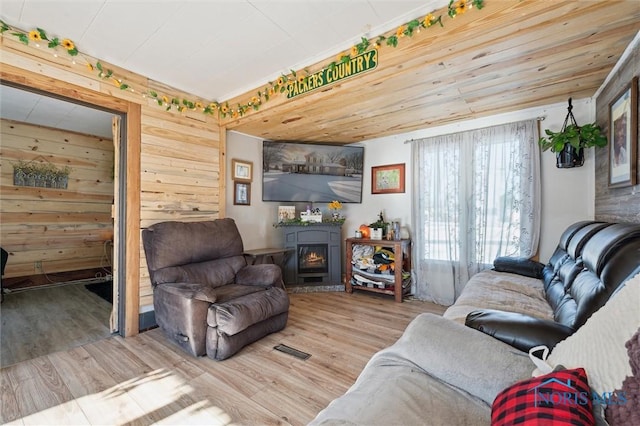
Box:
13;160;72;189
538;98;608;168
538;122;608;153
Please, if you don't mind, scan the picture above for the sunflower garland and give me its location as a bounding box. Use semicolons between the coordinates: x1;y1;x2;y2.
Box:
0;18;217;115
0;0;484;119
20;27;79;56
219;0;483;119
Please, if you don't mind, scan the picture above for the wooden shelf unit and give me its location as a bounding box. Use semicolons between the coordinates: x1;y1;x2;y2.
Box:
345;238;411;302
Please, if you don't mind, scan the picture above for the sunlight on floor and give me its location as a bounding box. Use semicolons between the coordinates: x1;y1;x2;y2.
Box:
158;400;233;425
16;368;234;425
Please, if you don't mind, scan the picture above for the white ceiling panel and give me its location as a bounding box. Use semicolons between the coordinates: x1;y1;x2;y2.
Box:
0;1;25;21
210;9;291;64
234;39;309;79
126;1;258;67
0;0;435;103
79;1;182;64
0;85;114;138
307;1;381;35
368;1;436;20
7;0;105;46
57;107;113;138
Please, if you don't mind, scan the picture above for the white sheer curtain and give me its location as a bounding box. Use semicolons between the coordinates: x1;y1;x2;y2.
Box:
411;119;540;305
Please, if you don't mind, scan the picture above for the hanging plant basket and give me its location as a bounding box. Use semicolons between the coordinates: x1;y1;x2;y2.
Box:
538;98;608;168
556;144;584;168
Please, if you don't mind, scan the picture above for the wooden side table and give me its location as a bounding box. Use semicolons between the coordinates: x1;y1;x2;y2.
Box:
243;247;293;270
345;238;411;302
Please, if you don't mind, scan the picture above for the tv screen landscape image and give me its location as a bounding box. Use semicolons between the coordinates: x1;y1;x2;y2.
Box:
262;141;364;203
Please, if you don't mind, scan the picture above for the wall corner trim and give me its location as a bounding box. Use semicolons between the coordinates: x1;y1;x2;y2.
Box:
594;30;640;100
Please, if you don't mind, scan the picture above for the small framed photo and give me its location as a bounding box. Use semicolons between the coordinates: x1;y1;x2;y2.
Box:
608;76;638;188
278;206;296;221
371;163;405;194
232;158;253;182
234;182;251;205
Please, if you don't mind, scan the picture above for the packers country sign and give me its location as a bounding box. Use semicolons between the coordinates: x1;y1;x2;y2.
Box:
286;50;378;99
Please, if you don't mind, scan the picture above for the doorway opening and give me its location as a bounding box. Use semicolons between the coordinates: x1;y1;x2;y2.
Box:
0;82;127;367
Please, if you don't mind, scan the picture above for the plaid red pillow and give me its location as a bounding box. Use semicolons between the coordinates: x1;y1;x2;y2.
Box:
492;368;595;426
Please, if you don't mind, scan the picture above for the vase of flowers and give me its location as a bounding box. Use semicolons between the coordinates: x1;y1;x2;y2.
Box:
328;200;343;221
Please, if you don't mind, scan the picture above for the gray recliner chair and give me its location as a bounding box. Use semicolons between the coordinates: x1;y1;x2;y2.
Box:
142;218;289;360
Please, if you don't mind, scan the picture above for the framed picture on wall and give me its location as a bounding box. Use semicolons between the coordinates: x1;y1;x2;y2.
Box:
371;163;405;194
234;182;251;205
232;159;253;182
608;76;638;188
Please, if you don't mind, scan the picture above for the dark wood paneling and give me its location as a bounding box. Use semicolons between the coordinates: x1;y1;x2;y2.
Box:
595;43;640;223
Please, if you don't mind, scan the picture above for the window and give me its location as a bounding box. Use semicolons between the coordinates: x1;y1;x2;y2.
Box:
412;119;540;304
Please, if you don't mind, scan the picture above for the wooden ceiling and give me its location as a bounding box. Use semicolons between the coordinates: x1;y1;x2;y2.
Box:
222;1;640;144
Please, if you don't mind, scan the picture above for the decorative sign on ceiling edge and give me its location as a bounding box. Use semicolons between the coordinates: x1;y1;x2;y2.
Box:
286;50;378;99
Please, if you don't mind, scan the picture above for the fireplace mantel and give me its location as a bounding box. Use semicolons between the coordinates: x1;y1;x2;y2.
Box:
279;223;343;290
274;220;345;227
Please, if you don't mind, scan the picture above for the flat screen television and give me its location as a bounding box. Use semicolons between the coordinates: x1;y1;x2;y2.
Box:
262;141;364;203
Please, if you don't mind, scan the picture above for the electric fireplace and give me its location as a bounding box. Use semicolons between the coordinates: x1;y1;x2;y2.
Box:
279;223;343;288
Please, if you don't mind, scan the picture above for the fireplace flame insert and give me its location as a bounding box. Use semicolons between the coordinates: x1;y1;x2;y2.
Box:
298;244;329;274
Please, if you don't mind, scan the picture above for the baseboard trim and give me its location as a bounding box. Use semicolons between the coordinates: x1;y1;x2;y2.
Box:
3;267;113;290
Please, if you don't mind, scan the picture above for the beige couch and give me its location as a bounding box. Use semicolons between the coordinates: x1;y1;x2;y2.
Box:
310;222;640;425
310;273;639;425
446;221;640;352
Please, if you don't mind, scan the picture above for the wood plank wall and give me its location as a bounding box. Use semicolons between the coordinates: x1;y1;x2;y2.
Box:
594;42;640;222
138;103;221;307
0;36;222;316
1;119;114;279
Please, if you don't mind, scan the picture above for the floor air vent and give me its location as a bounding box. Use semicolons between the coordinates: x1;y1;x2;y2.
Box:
274;344;311;360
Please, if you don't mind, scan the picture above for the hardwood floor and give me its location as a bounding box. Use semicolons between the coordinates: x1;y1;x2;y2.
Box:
1;291;446;425
1;282;113;368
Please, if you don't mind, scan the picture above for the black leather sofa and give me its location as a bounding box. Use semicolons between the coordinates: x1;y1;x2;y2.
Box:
465;220;640;351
